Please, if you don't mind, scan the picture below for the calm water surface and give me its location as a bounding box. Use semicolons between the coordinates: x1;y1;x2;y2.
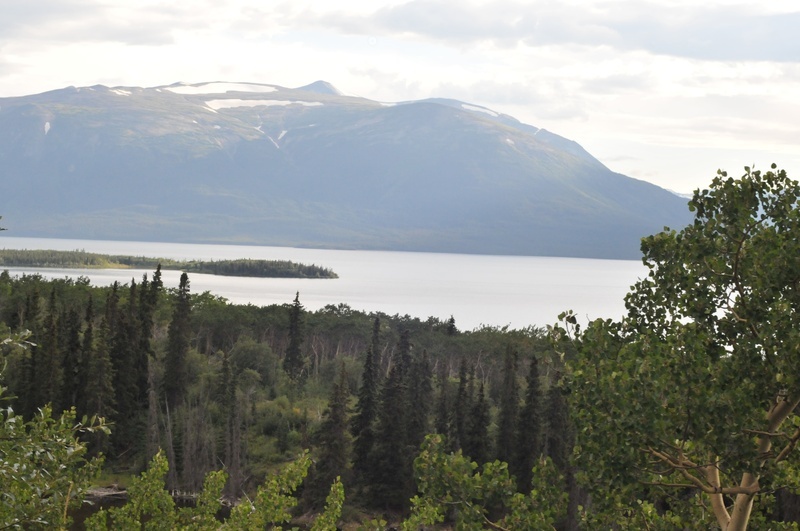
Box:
0;236;646;330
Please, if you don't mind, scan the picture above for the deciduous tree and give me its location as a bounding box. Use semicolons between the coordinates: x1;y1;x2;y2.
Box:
562;165;800;529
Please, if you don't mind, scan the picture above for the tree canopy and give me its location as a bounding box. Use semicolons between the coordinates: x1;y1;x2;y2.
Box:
562;165;800;529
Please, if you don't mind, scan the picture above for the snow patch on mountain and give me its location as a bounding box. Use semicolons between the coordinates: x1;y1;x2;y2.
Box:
205;99;323;110
110;89;132;96
461;103;498;117
166;82;279;95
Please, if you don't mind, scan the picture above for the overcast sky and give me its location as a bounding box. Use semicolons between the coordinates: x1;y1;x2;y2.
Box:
2;0;798;194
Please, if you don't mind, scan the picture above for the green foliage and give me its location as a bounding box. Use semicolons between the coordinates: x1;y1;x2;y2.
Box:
310;477;345;531
0;250;338;279
86;451;178;530
227;451;312;528
561;165;800;529
0;385;108;529
405;434;567;530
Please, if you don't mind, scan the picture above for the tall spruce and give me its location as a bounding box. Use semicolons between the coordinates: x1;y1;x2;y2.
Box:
351;316;381;488
544;375;572;472
306;363;351;509
35;289;62;410
406;348;433;452
164;272;192;407
513;355;543;492
495;345;519;465
110;280;142;454
283;292;305;381
220;352;243;498
369;329;413;509
464;381;490;464
82;297;116;421
59;307;83;410
434;367;452;441
452;358;471;451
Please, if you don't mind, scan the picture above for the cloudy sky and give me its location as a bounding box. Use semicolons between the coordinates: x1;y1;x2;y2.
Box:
2;0;798;194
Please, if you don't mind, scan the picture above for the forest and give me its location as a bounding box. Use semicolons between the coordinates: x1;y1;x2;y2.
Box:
4;165;800;530
0;249;338;278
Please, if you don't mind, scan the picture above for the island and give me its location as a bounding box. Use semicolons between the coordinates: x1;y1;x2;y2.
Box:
0;249;338;279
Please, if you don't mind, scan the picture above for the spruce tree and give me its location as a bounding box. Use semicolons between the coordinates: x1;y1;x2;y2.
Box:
434;369;451;441
110;281;142;454
514;355;543;492
495;345;519;465
544;375;573;473
452;358;471;451
59;307;83;410
464;381;490;464
351;317;381;488
406;348;433;452
164;272;191;407
35;289;62;410
306;363;351;509
283;292;305;381
369;329;413;509
83;298;116;421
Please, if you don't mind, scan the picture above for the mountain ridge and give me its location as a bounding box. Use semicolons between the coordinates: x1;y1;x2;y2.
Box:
0;81;692;259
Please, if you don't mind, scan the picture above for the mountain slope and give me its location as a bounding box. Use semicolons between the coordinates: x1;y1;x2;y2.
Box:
0;81;692;258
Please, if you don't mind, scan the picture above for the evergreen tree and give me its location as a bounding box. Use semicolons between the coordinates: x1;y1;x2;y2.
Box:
452;358;471;451
544;375;572;473
513;355;543;492
83;298;116;422
351;316;381;488
446;315;458;336
220;352;243;497
110;281;142;454
464;381;490;464
434;368;452;441
369;329;413;509
136;266;162;407
495;345;519;465
164;273;191;407
17;290;42;418
306;363;351;509
60;307;83;410
35;289;62;410
406;348;433;452
283;292;305;381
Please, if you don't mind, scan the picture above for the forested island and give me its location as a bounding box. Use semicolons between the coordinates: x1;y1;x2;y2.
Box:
3;166;800;530
0;249;338;278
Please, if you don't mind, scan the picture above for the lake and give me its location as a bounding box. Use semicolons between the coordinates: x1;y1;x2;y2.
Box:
0;236;647;331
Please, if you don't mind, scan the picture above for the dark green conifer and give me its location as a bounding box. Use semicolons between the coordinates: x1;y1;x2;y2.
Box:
164;273;192;407
35;289;62;410
514;355;543;491
544;374;572;472
406;348;433;452
369;329;413;509
464;381;490;464
83;297;116;421
434;368;451;440
60;307;83;410
452;358;471;451
283;292;305;381
306;363;351;509
351;317;381;488
495;345;519;465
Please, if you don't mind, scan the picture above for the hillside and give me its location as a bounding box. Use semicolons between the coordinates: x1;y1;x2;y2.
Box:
0;81;692;258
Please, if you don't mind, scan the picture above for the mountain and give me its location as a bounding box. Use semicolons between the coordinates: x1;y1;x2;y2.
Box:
0;80;692;259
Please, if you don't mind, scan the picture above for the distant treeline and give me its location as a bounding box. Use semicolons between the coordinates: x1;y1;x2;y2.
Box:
0;249;338;279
